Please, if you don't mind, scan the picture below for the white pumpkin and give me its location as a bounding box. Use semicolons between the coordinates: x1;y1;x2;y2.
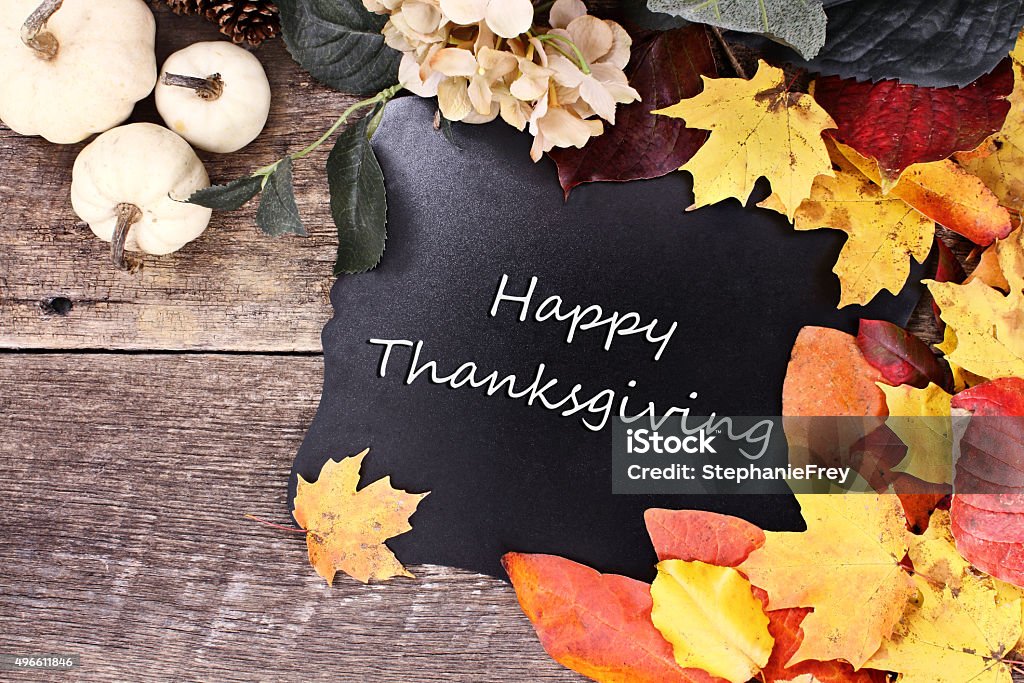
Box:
71;123;213;271
156;41;272;154
0;0;157;144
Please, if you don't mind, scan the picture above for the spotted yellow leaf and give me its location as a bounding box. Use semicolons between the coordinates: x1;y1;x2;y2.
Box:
293;449;429;585
760;150;933;307
739;493;914;668
928;226;1024;381
653;60;836;219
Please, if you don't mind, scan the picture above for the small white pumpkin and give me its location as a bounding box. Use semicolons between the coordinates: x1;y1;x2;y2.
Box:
0;0;157;144
156;41;272;154
71;123;213;271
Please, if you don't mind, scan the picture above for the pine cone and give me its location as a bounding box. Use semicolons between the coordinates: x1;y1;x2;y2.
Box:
166;1;280;46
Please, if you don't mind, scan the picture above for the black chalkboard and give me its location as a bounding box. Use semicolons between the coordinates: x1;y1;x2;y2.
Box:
290;96;923;580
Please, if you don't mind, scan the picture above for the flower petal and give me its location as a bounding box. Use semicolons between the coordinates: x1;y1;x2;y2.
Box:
579;74;617;123
399;52;440;97
468;75;494;114
430;47;479;77
484;0;534;38
437;77;474;121
439;0;487;24
567;15;613;64
549;0;587;29
402;2;444;35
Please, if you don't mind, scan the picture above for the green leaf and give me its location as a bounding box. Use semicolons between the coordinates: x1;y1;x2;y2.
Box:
647;0;826;60
256;158;306;237
277;0;401;95
327;110;387;274
188;176;263;210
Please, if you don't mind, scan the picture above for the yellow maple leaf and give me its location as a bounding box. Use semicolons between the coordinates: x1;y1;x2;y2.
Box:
653;60;836;219
649;559;773;683
865;509;1023;683
759;150;933;307
292;449;429;585
878;382;955;485
927;226;1024;381
738;493;915;668
956;32;1024;216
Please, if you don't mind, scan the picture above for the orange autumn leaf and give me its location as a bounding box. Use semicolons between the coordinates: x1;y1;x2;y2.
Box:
645;508;765;567
783;327;888;481
783;327;888;418
292;449;428;585
836;142;1011;246
503;552;721;683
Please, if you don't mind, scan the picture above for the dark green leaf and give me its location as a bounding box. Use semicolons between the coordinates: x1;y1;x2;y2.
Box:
188;176;263;210
277;0;401;95
436;108;461;149
797;0;1024;87
647;0;826;59
256;158;306;237
327;110;387;274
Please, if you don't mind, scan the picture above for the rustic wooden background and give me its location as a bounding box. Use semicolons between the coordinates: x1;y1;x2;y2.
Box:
0;3;965;683
0;4;582;681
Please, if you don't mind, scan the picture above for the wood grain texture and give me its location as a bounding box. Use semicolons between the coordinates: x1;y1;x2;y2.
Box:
0;353;582;683
0;3;350;352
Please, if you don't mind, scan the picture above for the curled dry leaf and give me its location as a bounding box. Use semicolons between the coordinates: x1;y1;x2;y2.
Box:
650;560;774;683
653;60;836;219
928;227;1024;381
292;449;428;585
812;60;1013;185
857;319;953;391
738;493;915;668
758;149;933;307
836;142;1012;246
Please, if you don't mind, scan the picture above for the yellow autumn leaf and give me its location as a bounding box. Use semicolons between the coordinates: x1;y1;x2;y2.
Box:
649;559;773;683
738;493;915;668
292;449;429;585
927;226;1024;381
865;509;1023;683
759;150;933;307
956;32;1024;216
653;60;836;219
878;382;955;485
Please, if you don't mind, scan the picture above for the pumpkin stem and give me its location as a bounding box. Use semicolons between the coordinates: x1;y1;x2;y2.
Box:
21;0;64;61
162;73;225;101
111;203;143;272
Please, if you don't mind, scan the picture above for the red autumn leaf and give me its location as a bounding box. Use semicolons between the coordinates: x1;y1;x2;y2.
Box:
762;607;889;683
644;509;765;566
549;25;716;196
931;237;967;331
502;552;722;683
813;59;1013;184
950;377;1024;587
856;319;953;391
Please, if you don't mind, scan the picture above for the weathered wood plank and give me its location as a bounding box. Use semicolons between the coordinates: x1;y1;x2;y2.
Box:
0;352;582;682
0;4;348;352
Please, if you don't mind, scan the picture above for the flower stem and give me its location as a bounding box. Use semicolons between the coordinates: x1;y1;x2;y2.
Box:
253;84;402;177
533;33;591;75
